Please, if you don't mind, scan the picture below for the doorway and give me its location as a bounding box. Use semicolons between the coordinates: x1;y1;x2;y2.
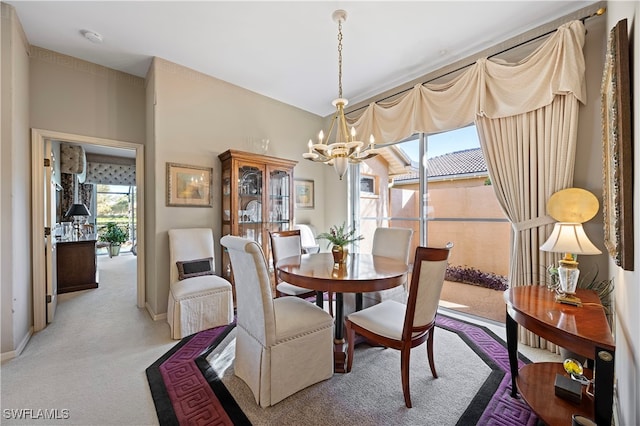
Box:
31;128;145;332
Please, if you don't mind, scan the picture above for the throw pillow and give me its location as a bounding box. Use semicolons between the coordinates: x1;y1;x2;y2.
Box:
176;257;213;280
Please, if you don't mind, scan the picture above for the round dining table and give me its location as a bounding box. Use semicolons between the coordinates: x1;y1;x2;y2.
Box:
277;252;409;373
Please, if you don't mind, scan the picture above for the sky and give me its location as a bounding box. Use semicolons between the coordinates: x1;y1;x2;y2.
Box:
400;125;480;161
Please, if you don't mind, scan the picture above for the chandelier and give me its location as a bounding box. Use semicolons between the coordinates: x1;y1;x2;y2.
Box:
303;9;378;180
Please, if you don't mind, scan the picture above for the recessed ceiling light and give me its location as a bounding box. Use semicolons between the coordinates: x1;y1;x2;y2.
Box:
80;30;103;44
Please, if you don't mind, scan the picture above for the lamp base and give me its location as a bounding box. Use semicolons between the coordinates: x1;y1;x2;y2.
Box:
555;293;582;306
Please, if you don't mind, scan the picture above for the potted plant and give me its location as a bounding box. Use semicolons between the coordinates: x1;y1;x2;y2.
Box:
316;222;364;264
99;222;129;257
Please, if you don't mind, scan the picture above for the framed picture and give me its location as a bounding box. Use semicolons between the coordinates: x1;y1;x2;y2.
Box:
601;19;633;271
294;179;314;209
166;163;213;207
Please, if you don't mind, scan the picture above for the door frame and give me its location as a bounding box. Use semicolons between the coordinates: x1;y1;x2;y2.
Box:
31;128;145;332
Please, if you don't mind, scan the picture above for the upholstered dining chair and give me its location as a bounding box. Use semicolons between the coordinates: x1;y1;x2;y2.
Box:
270;229;333;316
220;235;334;407
293;223;320;254
345;245;451;408
362;227;413;308
167;228;234;339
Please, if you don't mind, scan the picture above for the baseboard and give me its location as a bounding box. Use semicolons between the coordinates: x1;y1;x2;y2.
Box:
613;379;621;426
1;327;33;362
145;302;167;321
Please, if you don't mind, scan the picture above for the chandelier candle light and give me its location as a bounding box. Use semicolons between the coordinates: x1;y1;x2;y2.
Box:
303;10;378;180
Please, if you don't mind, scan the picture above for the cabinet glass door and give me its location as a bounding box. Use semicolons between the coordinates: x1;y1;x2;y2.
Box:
237;164;264;247
267;168;291;233
221;167;232;280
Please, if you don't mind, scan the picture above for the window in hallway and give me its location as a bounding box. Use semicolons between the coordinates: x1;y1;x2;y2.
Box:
95;184;136;255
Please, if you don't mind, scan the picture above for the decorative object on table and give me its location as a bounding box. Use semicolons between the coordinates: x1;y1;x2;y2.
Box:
247;137;269;154
294;179;314;209
540;188;601;305
601;19;633;271
301;9;378;180
554;373;583;404
65;203;91;239
166;162;213;207
316;222;364;264
98;222;129;257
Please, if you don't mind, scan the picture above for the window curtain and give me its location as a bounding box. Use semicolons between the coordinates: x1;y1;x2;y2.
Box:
476;96;579;352
84;162;136;186
348;20;586;352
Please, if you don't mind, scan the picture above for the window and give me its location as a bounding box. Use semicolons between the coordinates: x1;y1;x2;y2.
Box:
354;125;510;284
360;175;377;196
96;184;135;254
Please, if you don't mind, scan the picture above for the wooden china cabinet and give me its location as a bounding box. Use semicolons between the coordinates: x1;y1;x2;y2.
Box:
218;149;297;287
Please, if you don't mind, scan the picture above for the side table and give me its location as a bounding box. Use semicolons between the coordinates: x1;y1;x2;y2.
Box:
504;286;615;426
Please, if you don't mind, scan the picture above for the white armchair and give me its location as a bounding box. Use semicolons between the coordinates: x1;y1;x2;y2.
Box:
221;235;334;407
167;228;234;339
293;223;320;254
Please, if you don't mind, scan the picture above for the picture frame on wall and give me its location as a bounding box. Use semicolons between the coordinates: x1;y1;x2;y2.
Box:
294;179;314;209
166;163;213;207
601;19;633;271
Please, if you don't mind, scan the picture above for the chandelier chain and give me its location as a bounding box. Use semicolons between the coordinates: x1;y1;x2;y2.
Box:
337;19;343;99
302;9;378;180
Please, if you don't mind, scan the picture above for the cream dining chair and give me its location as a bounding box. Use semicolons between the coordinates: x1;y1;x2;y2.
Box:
167;228;234;339
362;227;413;308
345;245;452;408
270;229;333;316
220;235;334;407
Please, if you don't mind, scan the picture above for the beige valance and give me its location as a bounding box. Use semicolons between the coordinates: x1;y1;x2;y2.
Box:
348;20;586;142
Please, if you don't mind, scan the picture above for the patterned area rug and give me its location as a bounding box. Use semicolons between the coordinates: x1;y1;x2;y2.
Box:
146;315;537;425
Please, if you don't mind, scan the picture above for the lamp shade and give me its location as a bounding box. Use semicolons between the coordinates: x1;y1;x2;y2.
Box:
540;222;601;255
65;203;91;217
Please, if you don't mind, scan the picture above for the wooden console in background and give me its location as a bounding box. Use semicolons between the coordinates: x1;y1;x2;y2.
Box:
56;238;98;293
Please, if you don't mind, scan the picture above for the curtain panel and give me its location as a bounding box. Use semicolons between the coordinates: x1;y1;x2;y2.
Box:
348;20;587;352
348;20;586;141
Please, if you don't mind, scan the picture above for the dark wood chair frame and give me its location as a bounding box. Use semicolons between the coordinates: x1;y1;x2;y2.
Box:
345;246;451;408
269;229;333;316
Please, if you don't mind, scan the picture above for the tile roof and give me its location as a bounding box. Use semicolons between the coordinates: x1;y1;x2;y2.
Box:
394;148;487;182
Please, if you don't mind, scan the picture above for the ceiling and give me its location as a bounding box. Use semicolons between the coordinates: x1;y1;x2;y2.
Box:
7;1;599;117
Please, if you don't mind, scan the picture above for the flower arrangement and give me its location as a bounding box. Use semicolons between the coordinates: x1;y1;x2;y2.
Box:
316;222;364;248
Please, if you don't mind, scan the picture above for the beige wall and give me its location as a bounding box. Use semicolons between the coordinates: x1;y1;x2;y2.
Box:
146;58;324;316
605;3;639;426
29;47;146;144
1;4;31;357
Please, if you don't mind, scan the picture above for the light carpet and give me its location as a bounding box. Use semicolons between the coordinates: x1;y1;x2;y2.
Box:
147;315;537;425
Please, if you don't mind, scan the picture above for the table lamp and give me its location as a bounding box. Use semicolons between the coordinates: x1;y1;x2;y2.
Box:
540;188;602;305
65;203;91;239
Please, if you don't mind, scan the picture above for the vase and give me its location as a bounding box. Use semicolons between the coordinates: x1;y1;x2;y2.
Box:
332;245;348;264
